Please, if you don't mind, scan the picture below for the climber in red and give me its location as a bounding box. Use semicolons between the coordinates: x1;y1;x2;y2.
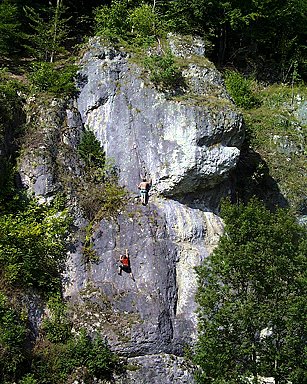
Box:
137;176;152;205
118;249;135;280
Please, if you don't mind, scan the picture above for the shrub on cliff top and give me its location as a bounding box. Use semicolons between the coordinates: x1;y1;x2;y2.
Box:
224;70;260;109
144;50;183;89
94;1;166;45
28;62;77;96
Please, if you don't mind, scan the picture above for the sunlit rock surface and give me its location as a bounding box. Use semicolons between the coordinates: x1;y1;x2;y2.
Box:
76;36;243;198
18;35;243;383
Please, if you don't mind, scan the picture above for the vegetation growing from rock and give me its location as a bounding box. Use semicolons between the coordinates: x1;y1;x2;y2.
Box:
78;128;106;167
0;0;306;382
232;81;307;214
192;198;307;384
0;292;28;383
143;50;184;90
224;70;260;109
0;189;121;382
28;62;77;96
30;329;120;384
75;127;127;221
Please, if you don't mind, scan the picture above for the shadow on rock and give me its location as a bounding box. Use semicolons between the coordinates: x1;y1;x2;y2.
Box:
233;146;289;210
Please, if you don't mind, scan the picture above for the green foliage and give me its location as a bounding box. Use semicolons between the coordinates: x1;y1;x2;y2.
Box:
0;292;28;382
0;70;26;210
28;62;77;96
193;199;307;384
94;0;133;42
0;200;70;295
162;0;307;80
74;127;127;221
94;0;166;45
19;374;38;384
0;69;26;132
144;51;183;89
1;0;306;81
78;179;127;222
32;329;120;383
240;84;307;212
42;296;72;343
82;223;100;264
23;3;70;63
77;128;105;168
0;1;21;55
93;0;305;81
129;3;163;45
224;70;260;109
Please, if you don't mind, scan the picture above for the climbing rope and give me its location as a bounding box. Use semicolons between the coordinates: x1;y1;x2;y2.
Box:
126;96;148;179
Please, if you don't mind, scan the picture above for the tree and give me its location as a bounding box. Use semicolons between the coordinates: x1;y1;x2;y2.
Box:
158;0;307;80
0;292;28;382
0;201;70;295
24;1;70;62
193;199;307;384
0;1;21;55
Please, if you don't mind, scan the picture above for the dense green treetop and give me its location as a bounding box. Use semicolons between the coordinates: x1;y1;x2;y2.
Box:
0;0;306;81
192;199;307;384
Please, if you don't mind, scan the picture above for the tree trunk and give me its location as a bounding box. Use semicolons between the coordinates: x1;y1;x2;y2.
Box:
50;0;62;63
218;24;227;67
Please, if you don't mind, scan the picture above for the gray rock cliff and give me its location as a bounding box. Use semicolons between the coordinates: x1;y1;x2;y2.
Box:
76;36;243;199
18;35;243;383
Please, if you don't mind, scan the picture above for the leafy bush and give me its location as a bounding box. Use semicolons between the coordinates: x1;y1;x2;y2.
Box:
0;292;28;382
78;179;127;221
0;70;26;147
94;0;132;41
224;70;260;109
19;374;38;384
0;69;25;122
94;1;166;45
144;51;183;89
129;3;162;45
32;329;120;383
77;128;105;168
0;200;70;295
42;296;72;343
28;62;77;96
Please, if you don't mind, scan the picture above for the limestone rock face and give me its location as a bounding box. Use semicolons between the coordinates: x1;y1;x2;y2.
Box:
17;36;243;383
115;353;195;384
65;200;224;354
76;37;243;198
17;98;67;203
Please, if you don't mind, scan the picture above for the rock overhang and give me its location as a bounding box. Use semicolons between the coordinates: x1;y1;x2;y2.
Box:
76;36;244;197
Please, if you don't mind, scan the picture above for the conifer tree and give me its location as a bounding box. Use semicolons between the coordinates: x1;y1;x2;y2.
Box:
0;1;21;55
24;1;70;62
